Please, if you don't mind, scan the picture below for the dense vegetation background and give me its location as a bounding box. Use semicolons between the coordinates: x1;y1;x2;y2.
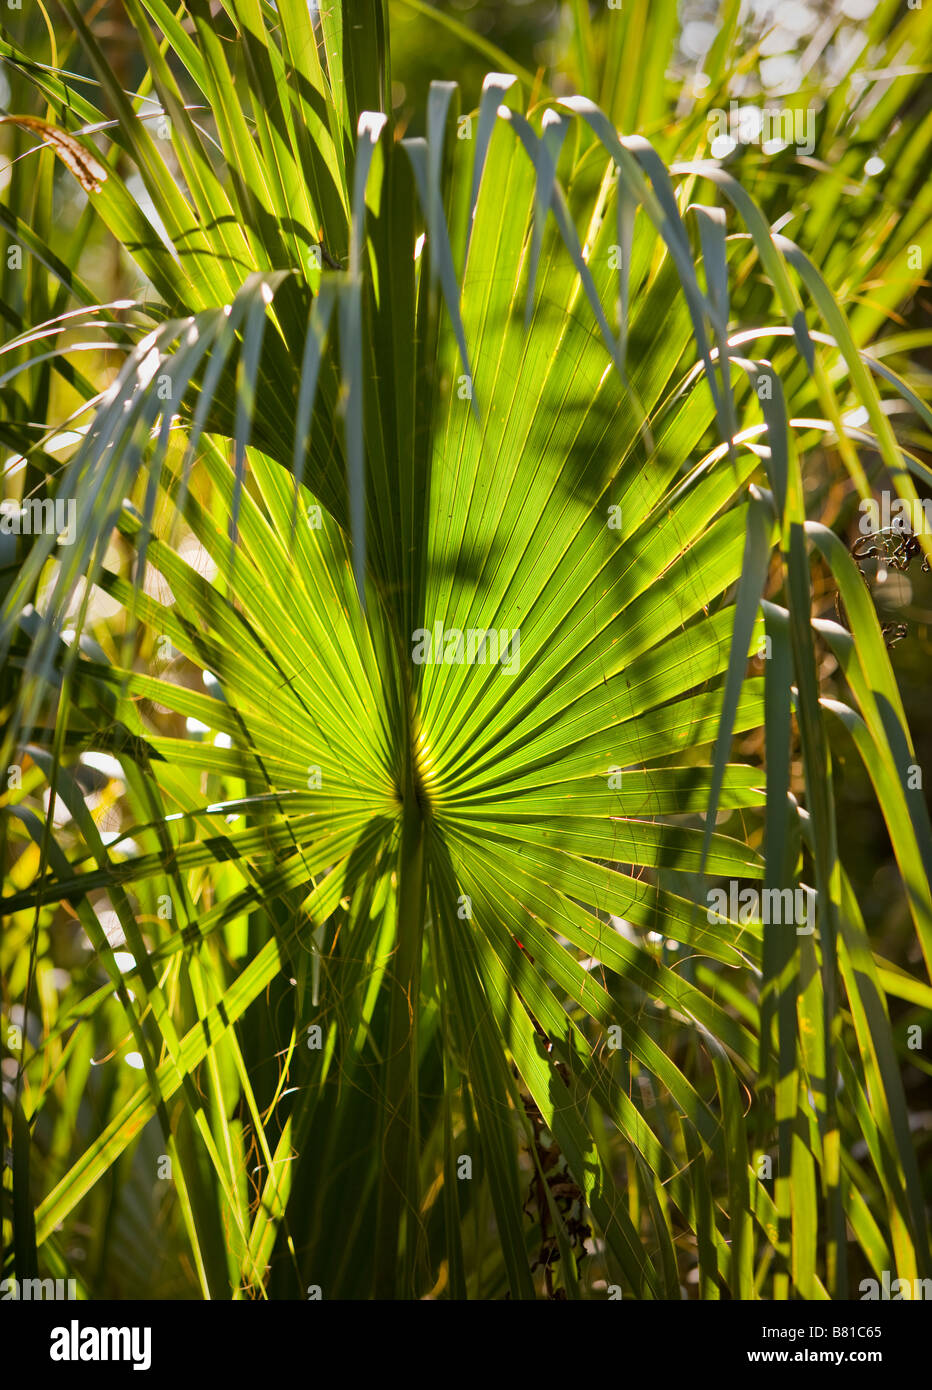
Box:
1;0;931;1299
